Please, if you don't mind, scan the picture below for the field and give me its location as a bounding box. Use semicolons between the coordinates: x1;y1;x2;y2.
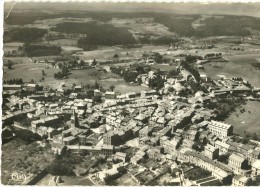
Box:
151;64;176;72
3;63;59;83
224;101;260;136
108;18;176;39
3;63;150;93
3;42;24;53
201;53;260;87
73;45;167;61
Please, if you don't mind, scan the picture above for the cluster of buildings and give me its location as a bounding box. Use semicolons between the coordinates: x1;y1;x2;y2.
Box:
2;56;260;186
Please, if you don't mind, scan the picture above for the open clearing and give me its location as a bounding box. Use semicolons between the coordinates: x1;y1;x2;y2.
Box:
4;63;149;93
201;53;260;87
224;101;260;136
73;45;167;61
3;63;59;83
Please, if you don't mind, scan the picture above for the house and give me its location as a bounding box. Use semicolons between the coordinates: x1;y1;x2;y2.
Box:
101;145;114;157
74;85;82;92
51;143;66;155
183;150;233;184
3;84;22;91
63;136;78;145
204;144;219;160
228;153;248;174
139;126;153;139
25;83;38;92
105;92;116;100
94;89;101;96
248;149;260;165
215;140;230;155
147;148;160;160
103;131;120;146
183;130;199;141
251;160;260;176
78;135;87;145
232;175;249;186
114;152;128;162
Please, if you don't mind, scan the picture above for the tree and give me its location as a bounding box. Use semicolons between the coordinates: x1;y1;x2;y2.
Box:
110;85;115;91
113;54;119;59
167;69;179;78
47;162;74;176
42;70;45;76
92;59;97;66
7;60;13;69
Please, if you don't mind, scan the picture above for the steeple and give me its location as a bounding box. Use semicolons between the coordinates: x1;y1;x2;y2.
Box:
71;110;79;128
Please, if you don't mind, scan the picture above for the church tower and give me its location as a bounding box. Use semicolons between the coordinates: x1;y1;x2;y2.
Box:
71;110;79;128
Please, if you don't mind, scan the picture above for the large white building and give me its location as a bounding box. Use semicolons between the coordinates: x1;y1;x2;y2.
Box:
208;120;233;139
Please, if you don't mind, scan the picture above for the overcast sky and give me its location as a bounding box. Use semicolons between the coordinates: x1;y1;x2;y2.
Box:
4;2;260;17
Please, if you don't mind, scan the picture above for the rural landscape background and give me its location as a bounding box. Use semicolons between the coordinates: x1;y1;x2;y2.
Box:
2;2;260;186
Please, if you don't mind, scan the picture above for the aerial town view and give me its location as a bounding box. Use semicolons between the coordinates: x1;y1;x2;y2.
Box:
2;1;260;186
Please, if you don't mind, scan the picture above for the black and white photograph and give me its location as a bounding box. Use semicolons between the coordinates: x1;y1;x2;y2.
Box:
2;1;260;186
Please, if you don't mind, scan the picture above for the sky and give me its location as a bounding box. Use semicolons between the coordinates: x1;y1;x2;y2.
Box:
4;2;260;17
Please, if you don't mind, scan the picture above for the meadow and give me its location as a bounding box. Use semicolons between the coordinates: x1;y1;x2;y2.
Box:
3;63;150;94
201;53;260;87
224;101;260;136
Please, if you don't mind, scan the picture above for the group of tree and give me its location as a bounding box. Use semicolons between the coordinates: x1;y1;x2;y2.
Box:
3;78;23;84
5;60;14;69
143;52;163;64
14;129;41;143
54;66;69;79
154;15;197;37
206;96;246;121
167;69;179;78
185;55;203;63
51;22;136;50
23;44;61;57
4;27;47;43
47;151;83;176
148;74;165;90
139;36;181;46
181;61;201;82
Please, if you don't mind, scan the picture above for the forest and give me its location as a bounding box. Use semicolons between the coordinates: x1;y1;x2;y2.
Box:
23;44;61;57
51;22;137;49
4;27;47;43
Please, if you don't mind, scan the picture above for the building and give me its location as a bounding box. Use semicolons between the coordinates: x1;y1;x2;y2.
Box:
3;84;22;90
78;135;87;146
139;126;153;139
208;120;233;139
63;136;78;145
214;140;230;155
228;153;248;174
114;152;128;162
103;131;120;146
251;160;260;176
204;144;219;160
105;92;116;100
232;175;249;186
25;83;38;92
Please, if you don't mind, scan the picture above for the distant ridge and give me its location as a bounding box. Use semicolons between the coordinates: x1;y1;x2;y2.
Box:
4;2;260;18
